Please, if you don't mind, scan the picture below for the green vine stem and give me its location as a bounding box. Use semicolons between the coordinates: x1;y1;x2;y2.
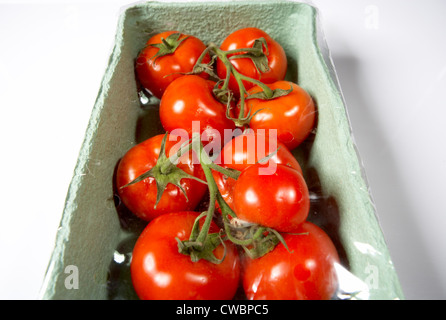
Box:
188;41;276;127
192;133;217;245
211;43;274;126
175;132;235;264
207;162;240;180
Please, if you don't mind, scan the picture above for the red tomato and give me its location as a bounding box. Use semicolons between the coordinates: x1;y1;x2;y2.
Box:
242;221;340;300
216;28;287;97
232;163;309;233
160;75;236;146
116;134;207;221
213;130;302;212
131;211;241;300
240;81;316;151
135;31;210;99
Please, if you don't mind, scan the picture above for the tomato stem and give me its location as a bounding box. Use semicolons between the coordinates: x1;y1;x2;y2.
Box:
149;33;190;64
201;41;274;127
207;162;240;180
221;63;231;92
195;45;212;66
237;73;274;99
195;170;217;245
190;133;216;244
160;37;172;50
216;192;237;219
186;133;241;247
223;47;263;55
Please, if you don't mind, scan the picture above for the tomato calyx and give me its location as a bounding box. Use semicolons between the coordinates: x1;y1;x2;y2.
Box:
119;134;207;208
163;47;219;80
188;48;219;78
221;212;292;260
149;32;190;63
245;84;294;101
226;103;265;128
176;221;227;264
227;37;270;75
213;79;234;106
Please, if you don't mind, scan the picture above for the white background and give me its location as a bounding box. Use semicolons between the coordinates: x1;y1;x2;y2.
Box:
0;0;445;300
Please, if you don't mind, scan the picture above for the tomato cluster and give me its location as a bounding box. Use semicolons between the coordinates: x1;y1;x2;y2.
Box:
116;28;340;300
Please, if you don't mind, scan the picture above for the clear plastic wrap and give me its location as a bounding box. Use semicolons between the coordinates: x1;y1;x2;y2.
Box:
40;0;403;301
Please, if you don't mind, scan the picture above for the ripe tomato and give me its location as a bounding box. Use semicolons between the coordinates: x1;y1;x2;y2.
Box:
216;28;287;97
135;31;210;99
131;211;241;300
116;134;207;222
213;130;302;212
160;75;236;146
242;221;340;300
232;163;309;233
240;81;316;151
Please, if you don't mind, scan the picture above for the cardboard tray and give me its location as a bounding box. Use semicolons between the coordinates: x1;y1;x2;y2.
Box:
40;0;404;300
